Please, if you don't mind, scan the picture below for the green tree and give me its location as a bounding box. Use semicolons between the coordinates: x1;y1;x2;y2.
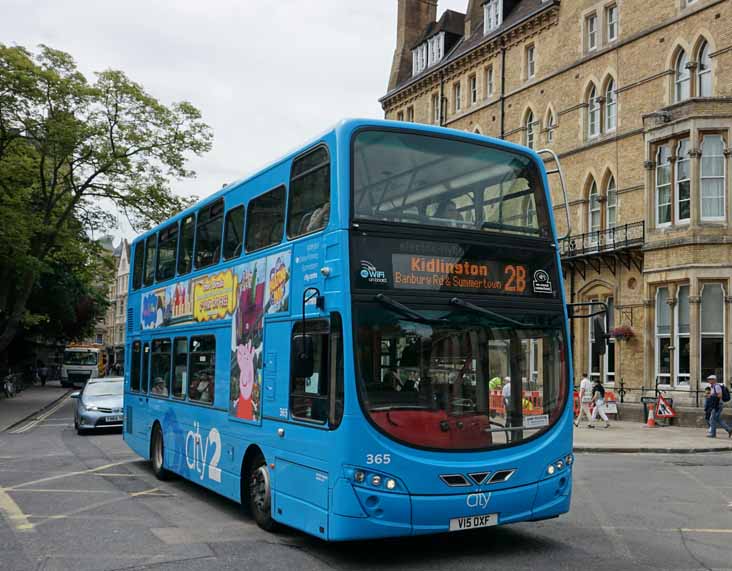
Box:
0;44;212;355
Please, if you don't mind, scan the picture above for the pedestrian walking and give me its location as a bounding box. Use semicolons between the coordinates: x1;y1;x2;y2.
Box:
703;386;712;429
38;360;48;386
589;377;610;429
705;374;732;438
574;372;593;427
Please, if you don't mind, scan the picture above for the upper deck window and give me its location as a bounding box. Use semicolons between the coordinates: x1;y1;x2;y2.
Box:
156;222;178;282
287;146;330;238
177;215;195;276
246;186;285;252
132;241;144;290
143;234;157;287
223;205;245;260
194;199;224;269
352;130;549;238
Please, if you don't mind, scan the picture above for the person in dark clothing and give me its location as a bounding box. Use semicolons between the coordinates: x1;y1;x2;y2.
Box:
706;374;732;438
703;387;713;428
589;377;610;429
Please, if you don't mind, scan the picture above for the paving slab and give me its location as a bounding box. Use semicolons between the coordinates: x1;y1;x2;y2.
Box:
573;420;732;453
0;381;70;432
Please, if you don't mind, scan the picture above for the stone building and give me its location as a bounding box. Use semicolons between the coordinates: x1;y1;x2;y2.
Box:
381;0;732;403
103;239;130;368
97;234;117;349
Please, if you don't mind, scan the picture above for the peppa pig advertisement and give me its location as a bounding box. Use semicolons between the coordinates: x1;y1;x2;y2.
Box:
229;258;267;422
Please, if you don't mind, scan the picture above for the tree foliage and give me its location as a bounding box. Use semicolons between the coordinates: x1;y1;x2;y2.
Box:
0;44;213;355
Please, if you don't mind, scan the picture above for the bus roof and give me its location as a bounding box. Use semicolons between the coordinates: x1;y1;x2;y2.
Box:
132;118;544;244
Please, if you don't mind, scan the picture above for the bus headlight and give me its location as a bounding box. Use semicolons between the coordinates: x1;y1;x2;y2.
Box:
547;455;572;477
345;466;404;492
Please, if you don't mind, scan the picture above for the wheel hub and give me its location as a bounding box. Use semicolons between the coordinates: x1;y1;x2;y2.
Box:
250;465;271;513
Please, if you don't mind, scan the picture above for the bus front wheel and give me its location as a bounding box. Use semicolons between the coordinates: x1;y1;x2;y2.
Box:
248;454;278;531
150;425;170;481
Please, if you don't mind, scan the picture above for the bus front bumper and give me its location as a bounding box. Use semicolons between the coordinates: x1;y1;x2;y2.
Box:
328;470;571;541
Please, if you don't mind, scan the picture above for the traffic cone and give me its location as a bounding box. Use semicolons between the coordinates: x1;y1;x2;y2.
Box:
645;405;656;428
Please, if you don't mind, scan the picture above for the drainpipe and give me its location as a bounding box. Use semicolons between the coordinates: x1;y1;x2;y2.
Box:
570;266;576;374
499;44;507;139
439;74;445;126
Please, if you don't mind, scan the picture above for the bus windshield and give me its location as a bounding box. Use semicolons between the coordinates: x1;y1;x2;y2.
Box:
354;302;567;451
352;130;549;237
64;350;98;366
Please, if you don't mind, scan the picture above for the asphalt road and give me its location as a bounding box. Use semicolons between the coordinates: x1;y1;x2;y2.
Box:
1;396;731;571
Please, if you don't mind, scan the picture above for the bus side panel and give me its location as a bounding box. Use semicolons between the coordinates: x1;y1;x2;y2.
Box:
260;320;291;421
143;327;239;502
272;459;329;538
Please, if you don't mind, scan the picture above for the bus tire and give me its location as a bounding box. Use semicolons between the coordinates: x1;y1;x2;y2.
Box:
150;424;170;481
248;453;278;532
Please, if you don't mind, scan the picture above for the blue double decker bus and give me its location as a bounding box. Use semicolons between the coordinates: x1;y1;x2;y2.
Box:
124;119;573;540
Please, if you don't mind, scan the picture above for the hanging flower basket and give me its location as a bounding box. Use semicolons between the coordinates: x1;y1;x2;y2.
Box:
610;325;635;341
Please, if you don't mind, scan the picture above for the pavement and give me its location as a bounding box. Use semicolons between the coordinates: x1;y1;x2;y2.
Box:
0;380;70;432
573;419;732;453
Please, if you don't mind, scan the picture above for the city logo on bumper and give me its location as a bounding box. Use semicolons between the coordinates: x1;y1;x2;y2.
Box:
466;492;491;509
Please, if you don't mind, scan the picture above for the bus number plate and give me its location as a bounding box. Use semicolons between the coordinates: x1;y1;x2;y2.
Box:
449;513;498;532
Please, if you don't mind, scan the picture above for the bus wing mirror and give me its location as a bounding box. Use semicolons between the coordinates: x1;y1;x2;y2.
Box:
592;317;607;356
293;334;315;378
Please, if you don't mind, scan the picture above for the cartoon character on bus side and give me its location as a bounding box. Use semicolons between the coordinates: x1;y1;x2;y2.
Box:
235;340;256;420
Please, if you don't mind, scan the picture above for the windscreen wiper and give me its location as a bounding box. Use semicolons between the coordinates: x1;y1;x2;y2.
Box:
375;294;447;324
449;297;527;327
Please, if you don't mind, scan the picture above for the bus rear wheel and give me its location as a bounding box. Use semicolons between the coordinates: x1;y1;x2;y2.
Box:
248;454;277;531
150;425;170;481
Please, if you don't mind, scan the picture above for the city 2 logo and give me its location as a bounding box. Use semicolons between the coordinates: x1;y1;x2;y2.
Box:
185;421;222;483
359;260;387;284
466;491;491;509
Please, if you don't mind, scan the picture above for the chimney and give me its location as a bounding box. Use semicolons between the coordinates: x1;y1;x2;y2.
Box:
464;0;483;36
387;0;438;92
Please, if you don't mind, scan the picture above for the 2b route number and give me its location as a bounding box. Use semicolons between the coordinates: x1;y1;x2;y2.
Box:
503;265;527;293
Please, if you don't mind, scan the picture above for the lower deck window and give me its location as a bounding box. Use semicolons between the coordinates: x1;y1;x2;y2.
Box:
291;320;330;423
130;341;141;391
172;337;188;399
189;336;215;404
290;315;344;425
150;339;171;397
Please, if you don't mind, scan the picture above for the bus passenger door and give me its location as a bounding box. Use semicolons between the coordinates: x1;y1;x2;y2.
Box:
135;340;151;440
125;339;151;456
270;314;343;538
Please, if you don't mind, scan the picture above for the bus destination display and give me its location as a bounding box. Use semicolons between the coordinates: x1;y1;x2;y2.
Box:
392;254;528;294
352;235;556;298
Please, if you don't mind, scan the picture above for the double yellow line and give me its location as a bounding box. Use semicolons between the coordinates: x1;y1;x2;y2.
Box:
8;394;70;434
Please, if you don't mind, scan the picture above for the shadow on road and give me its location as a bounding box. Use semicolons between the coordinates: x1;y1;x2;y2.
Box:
134;456;565;566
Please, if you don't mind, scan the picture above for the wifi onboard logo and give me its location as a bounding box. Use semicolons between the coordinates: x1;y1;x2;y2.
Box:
359;260;387;284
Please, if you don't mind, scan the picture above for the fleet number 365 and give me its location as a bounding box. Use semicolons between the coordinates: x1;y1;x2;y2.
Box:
366;453;391;465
